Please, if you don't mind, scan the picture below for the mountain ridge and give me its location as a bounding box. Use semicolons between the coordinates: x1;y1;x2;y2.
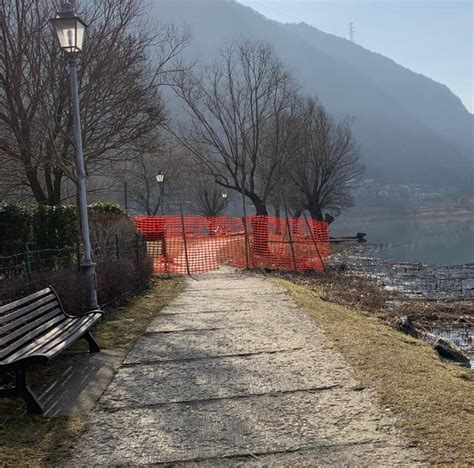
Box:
153;0;473;189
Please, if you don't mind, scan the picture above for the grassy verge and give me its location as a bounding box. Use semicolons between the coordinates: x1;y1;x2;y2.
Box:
0;277;185;467
273;278;474;466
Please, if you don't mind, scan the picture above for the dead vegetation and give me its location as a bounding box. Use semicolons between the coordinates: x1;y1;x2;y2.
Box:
270;269;474;330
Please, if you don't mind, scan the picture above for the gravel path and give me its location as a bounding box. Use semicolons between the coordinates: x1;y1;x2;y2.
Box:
69;269;424;466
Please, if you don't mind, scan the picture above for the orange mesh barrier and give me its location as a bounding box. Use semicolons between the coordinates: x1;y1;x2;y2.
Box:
133;215;330;275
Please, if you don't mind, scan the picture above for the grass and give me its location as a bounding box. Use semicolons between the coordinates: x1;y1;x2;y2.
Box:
0;277;185;467
273;278;474;466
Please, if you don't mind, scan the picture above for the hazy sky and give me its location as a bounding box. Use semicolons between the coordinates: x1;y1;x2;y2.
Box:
238;0;473;113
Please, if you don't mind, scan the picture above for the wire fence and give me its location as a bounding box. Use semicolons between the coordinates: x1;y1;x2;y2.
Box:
134;215;330;275
0;235;146;281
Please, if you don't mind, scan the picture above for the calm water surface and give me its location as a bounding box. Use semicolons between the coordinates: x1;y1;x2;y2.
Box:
332;215;474;265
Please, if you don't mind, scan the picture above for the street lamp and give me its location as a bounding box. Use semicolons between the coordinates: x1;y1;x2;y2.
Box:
156;173;165;215
222;192;228;212
51;2;98;311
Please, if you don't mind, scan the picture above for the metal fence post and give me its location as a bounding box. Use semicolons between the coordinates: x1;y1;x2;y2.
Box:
180;203;191;276
75;241;81;272
302;211;327;273
135;233;140;267
285;214;298;273
24;244;32;283
115;234;120;259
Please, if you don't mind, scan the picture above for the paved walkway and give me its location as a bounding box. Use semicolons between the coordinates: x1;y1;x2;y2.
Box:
70;269;423;466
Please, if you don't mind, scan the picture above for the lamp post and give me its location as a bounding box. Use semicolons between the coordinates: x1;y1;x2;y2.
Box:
222;192;228;212
156;173;165;215
51;2;98;310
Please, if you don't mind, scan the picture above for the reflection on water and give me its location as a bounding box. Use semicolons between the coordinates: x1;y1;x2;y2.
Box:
332;215;474;265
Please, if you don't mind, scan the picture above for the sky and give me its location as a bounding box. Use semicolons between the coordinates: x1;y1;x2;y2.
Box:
238;0;474;113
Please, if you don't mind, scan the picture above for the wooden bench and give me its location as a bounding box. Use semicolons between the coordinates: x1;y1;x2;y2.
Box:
0;287;103;414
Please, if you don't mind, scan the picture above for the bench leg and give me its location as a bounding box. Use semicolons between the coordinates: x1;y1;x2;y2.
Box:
16;369;44;415
83;331;100;353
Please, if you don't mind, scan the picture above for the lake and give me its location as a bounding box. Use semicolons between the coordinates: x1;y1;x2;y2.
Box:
332;214;474;265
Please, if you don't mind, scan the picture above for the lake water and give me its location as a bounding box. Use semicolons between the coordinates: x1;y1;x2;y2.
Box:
332;215;474;265
330;214;474;366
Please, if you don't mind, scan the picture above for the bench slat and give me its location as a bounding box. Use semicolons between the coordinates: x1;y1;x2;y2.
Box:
2;316;77;365
0;306;64;351
0;301;61;341
0;288;52;315
0;293;57;326
0;313;66;361
3;314;100;366
33;314;101;359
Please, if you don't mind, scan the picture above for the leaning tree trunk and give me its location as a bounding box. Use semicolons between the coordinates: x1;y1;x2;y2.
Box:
250;198;270;258
308;205;324;221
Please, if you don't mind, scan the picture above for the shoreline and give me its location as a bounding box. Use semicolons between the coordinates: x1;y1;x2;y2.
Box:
269;245;473;362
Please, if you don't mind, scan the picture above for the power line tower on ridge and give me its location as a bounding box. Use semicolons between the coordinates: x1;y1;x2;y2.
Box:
349;22;355;42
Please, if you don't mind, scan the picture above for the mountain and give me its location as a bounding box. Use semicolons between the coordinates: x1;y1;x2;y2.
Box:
153;0;473;189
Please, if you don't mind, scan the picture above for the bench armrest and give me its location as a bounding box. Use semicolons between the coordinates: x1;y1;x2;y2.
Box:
64;309;104;318
48;286;104;318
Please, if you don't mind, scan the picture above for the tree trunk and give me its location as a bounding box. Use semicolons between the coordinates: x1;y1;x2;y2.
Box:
275;206;281;235
250;197;270;258
291;209;302;235
25;165;47;204
308;205;324;221
47;170;63;206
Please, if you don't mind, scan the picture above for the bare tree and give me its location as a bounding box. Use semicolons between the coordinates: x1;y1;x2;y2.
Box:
292;98;364;222
114;138;185;216
0;0;189;205
188;174;230;217
170;39;298;218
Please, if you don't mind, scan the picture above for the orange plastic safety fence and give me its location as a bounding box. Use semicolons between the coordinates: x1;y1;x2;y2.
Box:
133;215;330;275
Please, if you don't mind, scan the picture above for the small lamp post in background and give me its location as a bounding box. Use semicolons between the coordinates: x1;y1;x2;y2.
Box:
222;192;228;212
51;2;98;310
156;173;165;215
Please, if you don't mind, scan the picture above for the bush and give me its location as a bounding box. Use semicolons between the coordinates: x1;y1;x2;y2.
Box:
0;202;152;310
0;205;32;255
0;255;153;313
0;203;128;256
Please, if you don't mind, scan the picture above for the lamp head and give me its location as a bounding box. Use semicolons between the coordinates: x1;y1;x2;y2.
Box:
51;2;87;54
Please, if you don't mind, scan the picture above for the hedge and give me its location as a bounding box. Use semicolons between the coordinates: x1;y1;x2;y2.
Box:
0;203;127;256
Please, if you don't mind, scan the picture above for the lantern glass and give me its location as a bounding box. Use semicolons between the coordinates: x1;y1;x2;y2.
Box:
222;192;228;199
51;16;86;53
156;174;165;183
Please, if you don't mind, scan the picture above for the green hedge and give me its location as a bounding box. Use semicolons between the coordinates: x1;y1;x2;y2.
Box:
0;203;126;256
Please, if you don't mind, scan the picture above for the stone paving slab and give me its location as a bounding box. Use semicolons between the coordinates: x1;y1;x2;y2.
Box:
178;289;291;298
159;303;298;315
178;444;426;467
124;327;309;364
99;348;351;410
147;307;305;332
70;389;418;466
164;297;295;312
